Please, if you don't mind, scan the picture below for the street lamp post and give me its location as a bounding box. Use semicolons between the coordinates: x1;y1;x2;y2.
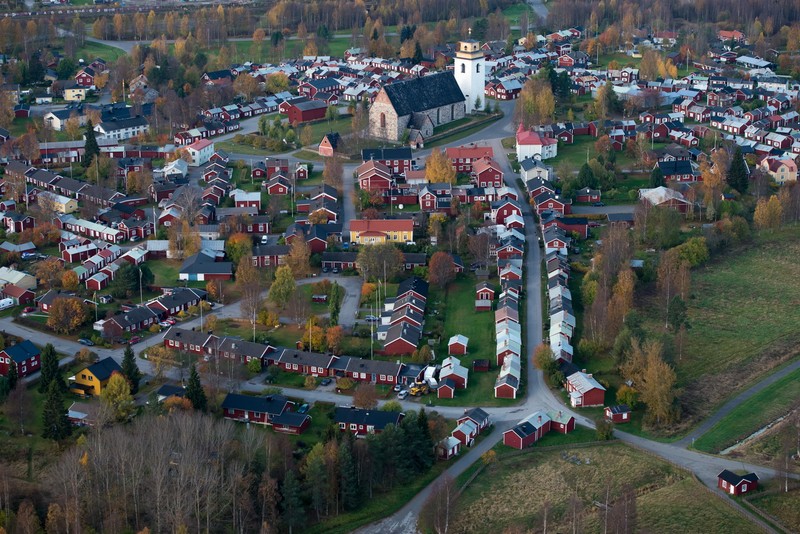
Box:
138;268;143;305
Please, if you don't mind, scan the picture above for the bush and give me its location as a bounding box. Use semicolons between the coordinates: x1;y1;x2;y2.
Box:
304;376;317;389
336;377;355;390
616;384;638;408
595;416;614;440
247;358;262;375
149;324;161;333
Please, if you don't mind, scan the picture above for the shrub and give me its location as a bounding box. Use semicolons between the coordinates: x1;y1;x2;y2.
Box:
595;416;614;440
247;358;262;375
304;376;317;389
336;377;355;390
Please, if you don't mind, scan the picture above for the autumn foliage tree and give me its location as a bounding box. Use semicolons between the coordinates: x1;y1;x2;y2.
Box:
515;77;555;127
61;270;80;291
428;251;455;289
754;195;783;231
424;149;456;184
286;237;311;279
47;297;88;334
225;232;253;267
352;383;378;409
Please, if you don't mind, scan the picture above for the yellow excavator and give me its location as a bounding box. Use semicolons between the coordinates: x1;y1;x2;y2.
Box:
409;381;430;396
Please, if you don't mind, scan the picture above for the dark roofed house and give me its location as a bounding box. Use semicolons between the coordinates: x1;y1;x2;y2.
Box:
717;470;759;495
335;406;404;436
221;393;309;434
179;250;233;281
369;72;466;142
0;340;40;377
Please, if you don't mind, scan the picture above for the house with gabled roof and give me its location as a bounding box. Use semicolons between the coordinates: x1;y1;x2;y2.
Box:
717;470;759;495
566;370;605;407
503;411;551;449
221;393;310;434
0;340;40;377
69;357;123;397
335;406;404;436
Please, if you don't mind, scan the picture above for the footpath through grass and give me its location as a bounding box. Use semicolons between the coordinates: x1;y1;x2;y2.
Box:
692;366;800;453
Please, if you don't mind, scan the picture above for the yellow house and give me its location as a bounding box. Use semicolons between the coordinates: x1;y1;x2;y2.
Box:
39;191;78;214
349;219;414;245
69;357;123;397
63;84;87;103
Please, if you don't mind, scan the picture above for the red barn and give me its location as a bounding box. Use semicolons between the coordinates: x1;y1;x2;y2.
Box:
548;411;576;434
717;470;759;496
605;405;631;423
566;371;606;407
0;340;40;378
286;100;328;124
437;379;455;399
503;412;551;449
448;334;469;355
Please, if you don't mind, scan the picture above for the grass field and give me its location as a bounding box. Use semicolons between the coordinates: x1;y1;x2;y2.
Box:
425;276;517;407
639;227;800;428
453;442;754;533
149;259;181;286
692;367;800;453
749;489;800;532
76;41;127;63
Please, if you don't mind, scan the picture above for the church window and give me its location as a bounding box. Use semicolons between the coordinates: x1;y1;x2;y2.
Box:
460;63;465;73
380;113;386;128
476;64;480;73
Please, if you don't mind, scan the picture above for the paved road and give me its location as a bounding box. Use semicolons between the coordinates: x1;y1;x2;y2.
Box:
571;204;636;215
527;0;549;21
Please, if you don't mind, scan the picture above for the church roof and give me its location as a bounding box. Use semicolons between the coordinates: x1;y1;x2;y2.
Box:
382;72;465;117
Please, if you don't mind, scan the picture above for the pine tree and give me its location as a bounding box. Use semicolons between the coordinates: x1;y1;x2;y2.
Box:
339;435;360;510
42;380;71;440
121;344;142;394
577;163;597;188
7;361;18;390
38;343;59;393
727;145;748;193
83;120;99;168
185;364;207;411
281;470;305;534
650;166;665;188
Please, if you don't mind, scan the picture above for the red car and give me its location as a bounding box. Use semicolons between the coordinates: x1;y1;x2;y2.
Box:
128;336;142;345
22;307;35;313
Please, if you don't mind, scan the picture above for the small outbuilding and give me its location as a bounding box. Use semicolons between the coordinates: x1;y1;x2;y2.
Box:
717;470;759;496
605;404;631;423
448;334;469;355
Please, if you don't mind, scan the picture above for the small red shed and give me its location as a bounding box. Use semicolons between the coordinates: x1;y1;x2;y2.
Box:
605;405;631;423
502;412;551;449
448;334;469;355
547;410;576;434
437;379;455;399
717;470;759;496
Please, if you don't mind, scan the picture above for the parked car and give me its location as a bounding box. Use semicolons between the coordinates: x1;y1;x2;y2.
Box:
297;403;310;414
397;390;409;400
159;321;171;327
78;338;95;346
341;242;349;250
592;201;605;207
322;266;330;273
166;318;177;325
364;315;379;322
22;306;35;313
128;336;142;344
320;378;332;386
21;252;36;260
393;384;403;392
261;235;269;244
332;267;340;274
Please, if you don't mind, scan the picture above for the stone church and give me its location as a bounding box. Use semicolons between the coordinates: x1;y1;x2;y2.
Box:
368;72;466;143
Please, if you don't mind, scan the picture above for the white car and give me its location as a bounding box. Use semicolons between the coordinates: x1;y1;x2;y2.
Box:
397;390;409;400
159;321;171;327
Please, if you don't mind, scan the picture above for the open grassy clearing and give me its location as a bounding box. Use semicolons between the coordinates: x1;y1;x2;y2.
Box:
693;367;800;453
75;40;127;63
425;276;518;407
453;442;753;533
638;227;800;428
749;489;800;532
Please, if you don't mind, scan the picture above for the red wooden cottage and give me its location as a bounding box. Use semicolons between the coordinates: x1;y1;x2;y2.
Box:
503;412;551;449
717;470;759;496
0;340;40;378
605;404;631;423
334;406;403;436
448;334;469;355
566;371;606;407
221;393;310;434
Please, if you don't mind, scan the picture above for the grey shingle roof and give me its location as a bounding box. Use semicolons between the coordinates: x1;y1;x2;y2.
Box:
382;72;465;117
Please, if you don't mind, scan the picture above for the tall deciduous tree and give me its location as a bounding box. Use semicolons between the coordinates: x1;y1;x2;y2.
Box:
356;243;404;282
286;238;312;279
121;344;142;394
424;149;456;184
269;265;296;308
225;232;253;267
42;380;71;440
46;297;88;334
281;470;305;534
302;443;327;520
101;372;135;422
352;384;378;409
428;251;455;289
185;363;207;412
754;195;783;231
322;155;344;190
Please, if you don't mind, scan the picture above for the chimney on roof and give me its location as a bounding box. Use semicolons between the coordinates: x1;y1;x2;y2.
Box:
558;410;562;419
582;368;586;373
537;415;542;424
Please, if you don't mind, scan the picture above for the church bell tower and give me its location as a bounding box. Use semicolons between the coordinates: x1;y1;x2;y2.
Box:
454;33;486;114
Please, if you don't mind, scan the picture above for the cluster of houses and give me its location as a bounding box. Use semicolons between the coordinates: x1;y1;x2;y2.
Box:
502;409;576;449
376;277;428;356
436;407;491;459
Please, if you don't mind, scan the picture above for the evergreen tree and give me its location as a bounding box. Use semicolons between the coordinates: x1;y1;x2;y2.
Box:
281;470;305;534
650;166;665;188
413;41;423;64
83;120;99;168
185;364;207;411
577;163;597;188
339;435;361;510
121;345;142;394
7;361;18;390
416;408;434;466
42;381;71;440
728;145;749;193
38;343;59;393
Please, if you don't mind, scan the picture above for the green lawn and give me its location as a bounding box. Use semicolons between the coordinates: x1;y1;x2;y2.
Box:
148;259;181;286
693;367;800;453
224;35;356;64
425;276;518;407
215;140;276;156
453;442;753;533
302;114;354;146
554;136;638;172
76;41;127;63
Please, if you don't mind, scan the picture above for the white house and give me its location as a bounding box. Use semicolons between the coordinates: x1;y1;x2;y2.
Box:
184;139;215;167
516;124;558;161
